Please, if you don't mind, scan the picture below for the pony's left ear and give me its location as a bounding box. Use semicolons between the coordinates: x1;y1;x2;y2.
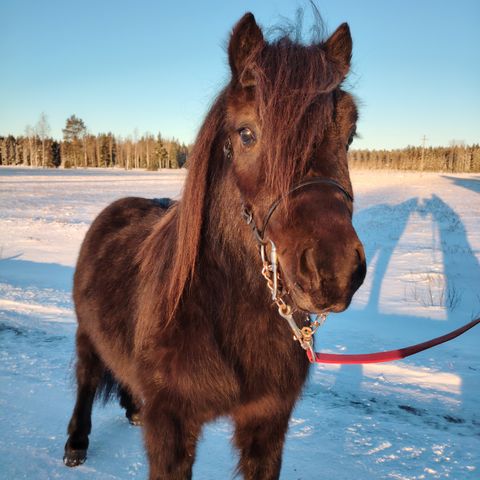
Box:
228;13;264;87
324;23;352;79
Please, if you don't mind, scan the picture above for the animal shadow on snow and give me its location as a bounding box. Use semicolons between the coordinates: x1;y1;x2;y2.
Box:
0;257;73;291
0;257;74;337
331;193;480;428
442;174;480;195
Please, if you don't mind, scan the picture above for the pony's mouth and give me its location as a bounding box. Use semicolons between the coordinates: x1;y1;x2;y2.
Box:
283;278;354;315
292;290;351;314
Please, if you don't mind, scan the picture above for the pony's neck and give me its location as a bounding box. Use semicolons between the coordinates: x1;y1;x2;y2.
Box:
196;173;268;302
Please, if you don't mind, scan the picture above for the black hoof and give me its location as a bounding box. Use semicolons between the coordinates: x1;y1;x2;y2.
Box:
127;411;143;426
63;448;87;467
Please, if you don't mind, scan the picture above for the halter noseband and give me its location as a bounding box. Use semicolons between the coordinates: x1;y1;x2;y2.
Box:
242;177;353;246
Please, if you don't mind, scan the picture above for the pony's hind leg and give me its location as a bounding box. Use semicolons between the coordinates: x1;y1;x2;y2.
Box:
64;331;104;467
119;386;142;426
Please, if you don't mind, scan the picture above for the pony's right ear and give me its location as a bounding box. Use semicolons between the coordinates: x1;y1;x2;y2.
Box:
228;13;264;87
324;23;352;79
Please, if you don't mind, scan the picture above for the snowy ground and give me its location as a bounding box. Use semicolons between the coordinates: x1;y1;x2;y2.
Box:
0;167;479;479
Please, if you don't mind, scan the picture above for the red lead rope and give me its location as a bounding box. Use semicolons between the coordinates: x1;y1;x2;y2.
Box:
306;317;480;364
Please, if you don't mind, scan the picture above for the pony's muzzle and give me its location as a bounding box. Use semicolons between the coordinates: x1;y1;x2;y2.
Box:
291;237;366;313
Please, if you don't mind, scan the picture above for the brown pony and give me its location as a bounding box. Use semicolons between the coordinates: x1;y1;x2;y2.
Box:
64;12;366;479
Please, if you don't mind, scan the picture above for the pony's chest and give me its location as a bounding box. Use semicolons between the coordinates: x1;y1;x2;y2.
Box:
226;316;310;396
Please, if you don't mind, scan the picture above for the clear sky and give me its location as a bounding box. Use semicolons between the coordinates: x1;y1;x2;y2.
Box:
1;0;479;149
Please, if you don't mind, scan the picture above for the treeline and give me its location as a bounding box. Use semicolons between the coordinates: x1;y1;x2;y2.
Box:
2;113;479;172
348;145;480;172
0;133;188;170
0;114;188;170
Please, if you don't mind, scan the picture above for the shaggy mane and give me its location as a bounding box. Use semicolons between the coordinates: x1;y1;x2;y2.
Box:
136;93;227;334
139;17;348;329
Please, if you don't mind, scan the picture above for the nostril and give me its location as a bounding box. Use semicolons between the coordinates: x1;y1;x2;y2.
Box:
298;247;321;291
354;245;367;285
298;248;310;275
355;244;366;264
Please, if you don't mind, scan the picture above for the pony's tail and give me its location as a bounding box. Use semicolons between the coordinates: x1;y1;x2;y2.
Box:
95;369;121;405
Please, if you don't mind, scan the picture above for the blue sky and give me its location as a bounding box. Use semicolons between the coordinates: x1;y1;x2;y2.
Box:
1;0;479;149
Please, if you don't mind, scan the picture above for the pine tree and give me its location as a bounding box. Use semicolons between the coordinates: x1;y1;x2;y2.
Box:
62;115;87;167
178;143;188;167
4;135;16;165
51;141;61;167
107;133;116;167
167;140;179;169
155;133;168;169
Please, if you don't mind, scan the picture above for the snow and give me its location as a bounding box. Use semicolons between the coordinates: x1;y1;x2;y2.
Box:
0;167;479;479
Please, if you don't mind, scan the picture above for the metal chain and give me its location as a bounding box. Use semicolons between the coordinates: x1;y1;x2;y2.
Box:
259;241;327;361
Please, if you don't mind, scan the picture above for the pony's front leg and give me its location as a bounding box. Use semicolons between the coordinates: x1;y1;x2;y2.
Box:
233;398;294;480
143;397;201;480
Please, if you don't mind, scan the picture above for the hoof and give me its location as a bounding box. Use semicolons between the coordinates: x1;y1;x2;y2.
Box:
127;411;143;426
63;448;87;467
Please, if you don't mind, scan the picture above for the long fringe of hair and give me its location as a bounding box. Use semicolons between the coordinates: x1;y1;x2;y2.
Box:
255;37;344;197
135;94;227;342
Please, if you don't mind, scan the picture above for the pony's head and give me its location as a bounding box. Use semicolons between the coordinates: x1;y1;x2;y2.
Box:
165;12;366;322
223;13;366;314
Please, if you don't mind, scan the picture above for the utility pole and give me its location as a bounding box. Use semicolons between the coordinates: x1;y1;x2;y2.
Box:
421;134;428;170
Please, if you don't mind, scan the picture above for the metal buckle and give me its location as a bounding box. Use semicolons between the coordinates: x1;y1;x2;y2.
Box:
260;241;279;300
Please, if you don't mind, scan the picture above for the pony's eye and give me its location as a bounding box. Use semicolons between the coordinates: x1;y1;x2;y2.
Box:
346;130;356;150
238;127;256;146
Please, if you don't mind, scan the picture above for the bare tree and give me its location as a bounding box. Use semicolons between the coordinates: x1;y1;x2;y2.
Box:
133;128;139;169
24;125;35;166
36;113;51;167
145;132;153;170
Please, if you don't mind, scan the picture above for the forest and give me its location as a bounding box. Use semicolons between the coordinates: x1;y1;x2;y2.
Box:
348;145;480;172
1;114;479;172
0;114;188;170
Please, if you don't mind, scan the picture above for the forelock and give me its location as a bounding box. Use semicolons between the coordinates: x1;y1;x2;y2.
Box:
254;36;341;196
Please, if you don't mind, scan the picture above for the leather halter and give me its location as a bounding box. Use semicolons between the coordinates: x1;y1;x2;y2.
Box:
242;177;353;245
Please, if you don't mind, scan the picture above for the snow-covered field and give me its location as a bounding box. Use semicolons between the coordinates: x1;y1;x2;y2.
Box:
0;167;479;479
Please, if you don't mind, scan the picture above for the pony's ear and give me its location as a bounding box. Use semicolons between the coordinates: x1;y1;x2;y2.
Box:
228;13;264;87
324;23;352;79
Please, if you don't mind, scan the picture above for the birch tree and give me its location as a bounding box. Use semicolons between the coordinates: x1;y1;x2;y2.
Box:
36;113;50;167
